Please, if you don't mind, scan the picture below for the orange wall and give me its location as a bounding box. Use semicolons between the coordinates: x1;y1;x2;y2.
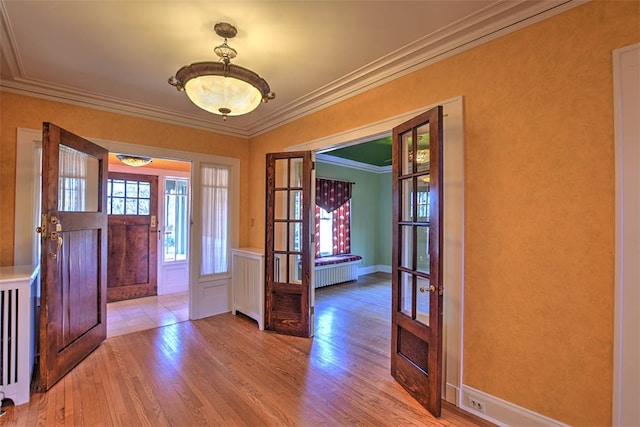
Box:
246;2;639;425
0;93;251;265
0;2;638;425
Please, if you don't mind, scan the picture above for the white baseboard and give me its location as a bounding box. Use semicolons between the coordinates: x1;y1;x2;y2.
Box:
358;264;391;275
445;383;460;405
460;385;569;426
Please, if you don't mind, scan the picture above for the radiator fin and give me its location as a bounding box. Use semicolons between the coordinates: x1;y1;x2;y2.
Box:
1;288;19;386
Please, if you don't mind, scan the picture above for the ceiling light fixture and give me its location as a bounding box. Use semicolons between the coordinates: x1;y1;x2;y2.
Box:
168;22;275;120
116;154;153;167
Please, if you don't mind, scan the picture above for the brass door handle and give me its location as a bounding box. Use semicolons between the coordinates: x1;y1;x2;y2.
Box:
50;232;63;259
419;285;436;293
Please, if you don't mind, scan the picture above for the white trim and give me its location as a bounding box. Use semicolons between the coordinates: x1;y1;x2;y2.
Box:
460;385;569;427
358;264;391;276
316;153;392;174
612;43;640;427
287;96;464;407
14;127;240;322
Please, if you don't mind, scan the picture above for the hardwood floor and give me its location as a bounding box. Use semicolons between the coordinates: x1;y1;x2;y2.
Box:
107;291;189;338
2;273;491;426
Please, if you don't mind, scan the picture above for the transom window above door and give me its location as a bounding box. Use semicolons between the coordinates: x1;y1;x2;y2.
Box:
107;178;151;215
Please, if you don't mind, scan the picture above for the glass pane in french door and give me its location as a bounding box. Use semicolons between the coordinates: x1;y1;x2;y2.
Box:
417;275;430;326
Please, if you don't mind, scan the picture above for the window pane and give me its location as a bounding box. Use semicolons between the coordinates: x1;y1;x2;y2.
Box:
290;254;302;284
200;166;229;275
400;225;413;270
138;199;150;215
58;145;98;212
290;190;302;220
416;124;430;174
139;182;151;198
290;222;302;253
401;178;413;222
274;222;287;251
400;272;413;317
417;225;429;274
319;208;333;255
126;181;138;198
112;197;124;215
126;198;138;215
112;180;125;197
290;158;303;187
416;276;430;326
401;131;413;176
164;178;189;263
275;159;288;187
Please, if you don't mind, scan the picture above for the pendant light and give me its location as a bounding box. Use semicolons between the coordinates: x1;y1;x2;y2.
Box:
168;22;275;120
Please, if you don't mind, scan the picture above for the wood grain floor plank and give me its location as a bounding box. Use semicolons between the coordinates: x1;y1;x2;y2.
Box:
1;273;492;426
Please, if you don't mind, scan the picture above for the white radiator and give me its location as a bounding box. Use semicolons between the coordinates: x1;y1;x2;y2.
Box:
0;266;37;406
231;248;265;330
314;261;360;288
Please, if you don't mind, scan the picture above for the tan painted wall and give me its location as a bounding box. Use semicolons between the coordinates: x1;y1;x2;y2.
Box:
0;2;637;425
0;92;251;265
246;2;639;426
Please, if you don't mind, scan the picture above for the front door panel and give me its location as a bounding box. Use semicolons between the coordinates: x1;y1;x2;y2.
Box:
107;172;159;302
38;122;108;391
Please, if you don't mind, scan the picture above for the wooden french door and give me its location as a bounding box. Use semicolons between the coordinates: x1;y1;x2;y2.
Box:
390;106;444;416
265;152;314;337
106;172;158;302
37;123;108;391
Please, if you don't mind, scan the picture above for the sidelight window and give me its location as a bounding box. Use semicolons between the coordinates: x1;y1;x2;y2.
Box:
164;178;189;262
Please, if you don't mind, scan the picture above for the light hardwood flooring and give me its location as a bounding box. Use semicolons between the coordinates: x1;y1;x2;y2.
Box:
2;273;491;426
107;291;189;338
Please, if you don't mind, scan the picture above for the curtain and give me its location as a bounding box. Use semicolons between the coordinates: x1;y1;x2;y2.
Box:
200;166;229;275
316;178;352;213
315;205;321;257
332;200;351;255
314;178;352;257
58;145;87;211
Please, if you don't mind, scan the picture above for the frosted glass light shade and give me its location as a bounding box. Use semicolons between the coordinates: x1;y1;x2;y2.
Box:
169;61;275;119
184;75;263;116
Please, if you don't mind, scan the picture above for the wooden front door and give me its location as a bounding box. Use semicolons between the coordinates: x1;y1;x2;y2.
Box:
38;122;108;391
390;106;444;416
106;172;159;302
265;152;314;337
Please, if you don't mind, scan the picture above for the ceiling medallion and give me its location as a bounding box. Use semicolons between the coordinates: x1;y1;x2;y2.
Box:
168;22;276;120
116;154;153;167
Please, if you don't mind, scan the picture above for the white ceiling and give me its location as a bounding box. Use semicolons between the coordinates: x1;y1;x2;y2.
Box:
0;1;578;138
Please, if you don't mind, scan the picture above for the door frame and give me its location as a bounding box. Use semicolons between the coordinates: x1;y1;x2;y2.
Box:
286;96;464;404
14;128;240;321
612;43;640;426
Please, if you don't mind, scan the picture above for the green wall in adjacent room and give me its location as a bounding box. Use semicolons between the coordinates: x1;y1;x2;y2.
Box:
316;161;391;269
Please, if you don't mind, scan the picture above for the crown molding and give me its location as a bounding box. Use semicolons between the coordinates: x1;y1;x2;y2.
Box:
316;153;391;174
1;0;585;139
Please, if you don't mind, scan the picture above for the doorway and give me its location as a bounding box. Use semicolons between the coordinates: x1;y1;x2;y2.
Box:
289;96;464;405
106;155;191;337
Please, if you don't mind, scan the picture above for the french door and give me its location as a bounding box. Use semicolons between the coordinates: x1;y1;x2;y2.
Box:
264;151;314;337
37;122;108;391
390;106;444;416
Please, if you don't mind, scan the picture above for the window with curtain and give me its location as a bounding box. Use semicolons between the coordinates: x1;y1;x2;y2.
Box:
315;178;353;257
200;165;229;275
58;145;88;211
